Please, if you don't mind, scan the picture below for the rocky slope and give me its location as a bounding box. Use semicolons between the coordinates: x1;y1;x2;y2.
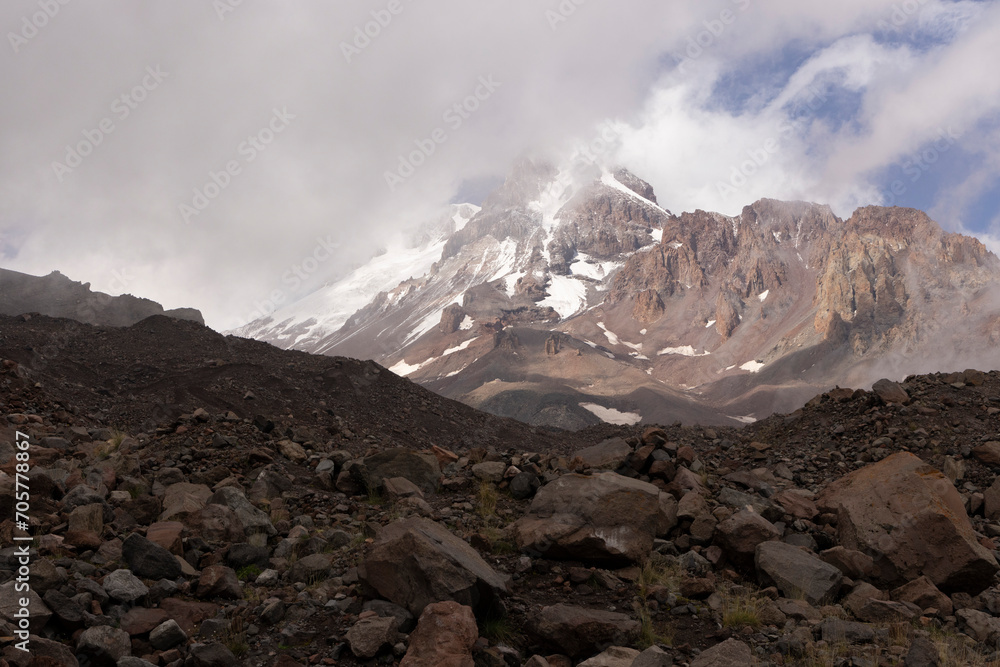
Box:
233;158;1000;431
0;268;204;328
3;314;1000;666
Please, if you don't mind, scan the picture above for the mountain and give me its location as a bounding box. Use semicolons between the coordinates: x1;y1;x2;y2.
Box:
0;267;204;326
233;158;1000;429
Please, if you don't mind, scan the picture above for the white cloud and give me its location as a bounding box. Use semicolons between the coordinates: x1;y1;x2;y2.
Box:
1;0;998;329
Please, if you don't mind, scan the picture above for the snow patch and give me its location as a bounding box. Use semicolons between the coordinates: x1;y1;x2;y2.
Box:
669;242;683;250
443;337;478;356
580;403;642;426
740;360;765;373
600;170;670;217
539;275;588;319
389;357;435;377
571;253;621;281
730;415;758;424
758;290;770;302
650;229;663;243
596;322;619;345
403;307;445;345
459;315;474;330
706;319;716;328
640;329;647;335
658;345;710;357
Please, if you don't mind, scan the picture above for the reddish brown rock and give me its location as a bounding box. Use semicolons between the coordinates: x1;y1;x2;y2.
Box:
818;452;998;594
399;602;478;667
158;598;219;635
146;521;184;555
891;576;953;615
121;607;171;635
772;490;818;520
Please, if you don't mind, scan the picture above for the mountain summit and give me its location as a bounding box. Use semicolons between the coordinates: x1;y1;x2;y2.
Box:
234;158;1000;428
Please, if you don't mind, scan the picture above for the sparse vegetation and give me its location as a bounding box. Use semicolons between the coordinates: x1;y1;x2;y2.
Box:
476;480;499;519
222;615;249;658
236;564;262;581
480;613;521;646
637;554;682;599
720;583;763;630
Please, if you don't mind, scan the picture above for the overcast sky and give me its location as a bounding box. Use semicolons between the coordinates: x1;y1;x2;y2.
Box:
2;0;998;331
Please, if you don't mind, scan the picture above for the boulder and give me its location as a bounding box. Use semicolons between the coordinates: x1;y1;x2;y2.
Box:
187;642;239;667
471;461;507;483
361;518;508;616
714;510;780;569
871;378;909;404
68;503;104;534
513;472;677;564
904;637;940;667
820;546;875;580
533;604;640;659
973;442;1000;467
122;533;181;580
755;542;842;606
346;615;398;659
957;608;1000;644
149;619;188;650
196;565;242;599
159;482;213;521
891;576;953;615
818;452;998;594
984;475;1000;520
288;553;334;584
76;625;131;665
278;439;307;463
632;646;674;667
208;486;277;539
399;601;478;667
577;647;641;667
690;638;753;667
816;617;875;644
573;438;631;469
362;448;441;495
0;581;51;631
145;521;184;554
102;568;148;603
195;504;247;543
772;489;818;520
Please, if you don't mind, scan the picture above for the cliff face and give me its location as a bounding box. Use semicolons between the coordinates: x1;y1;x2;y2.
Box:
0;268;205;327
233;159;1000;428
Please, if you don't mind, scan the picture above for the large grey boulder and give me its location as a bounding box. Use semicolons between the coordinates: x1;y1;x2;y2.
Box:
755;541;842;606
513;472;677;564
533;604;640;659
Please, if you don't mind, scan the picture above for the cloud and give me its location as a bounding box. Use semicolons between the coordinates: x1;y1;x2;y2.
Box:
613;0;1000;237
1;0;998;330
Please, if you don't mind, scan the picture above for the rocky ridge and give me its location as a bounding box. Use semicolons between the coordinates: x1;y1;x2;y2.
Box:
2;315;1000;665
0;269;204;328
232;158;1000;431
